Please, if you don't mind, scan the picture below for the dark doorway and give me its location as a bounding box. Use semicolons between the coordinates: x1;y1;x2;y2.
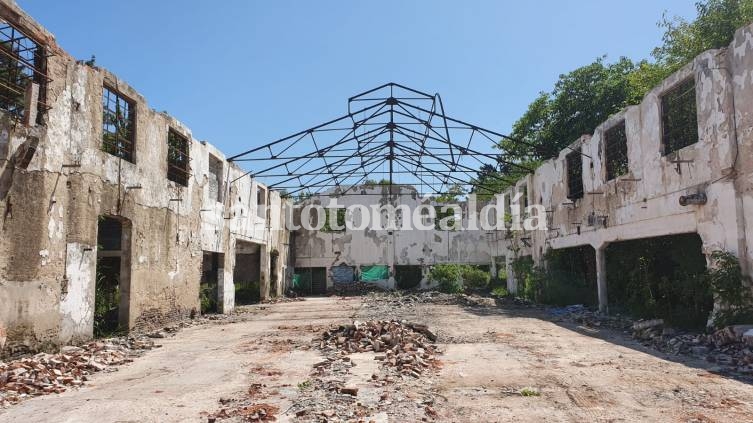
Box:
395;265;422;290
95;216;130;337
293;267;327;296
543;245;598;307
201;252;223;313
234;241;262;305
605;233;711;329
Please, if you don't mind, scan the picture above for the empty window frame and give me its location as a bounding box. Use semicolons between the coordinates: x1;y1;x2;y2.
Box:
208;154;223;203
661;77;698;155
566;149;584;200
0;20;48;121
167;129;189;186
102;86;135;162
321;208;345;232
604;121;628;180
256;185;267;219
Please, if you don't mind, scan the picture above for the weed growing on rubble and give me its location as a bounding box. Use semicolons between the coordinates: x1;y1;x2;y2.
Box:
492;286;509;297
297;380;312;390
520;387;540;397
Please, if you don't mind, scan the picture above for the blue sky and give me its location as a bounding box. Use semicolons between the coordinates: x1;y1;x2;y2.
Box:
20;1;696;161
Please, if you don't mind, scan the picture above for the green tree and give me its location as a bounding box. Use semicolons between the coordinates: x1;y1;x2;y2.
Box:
480;0;753;191
499;57;636;163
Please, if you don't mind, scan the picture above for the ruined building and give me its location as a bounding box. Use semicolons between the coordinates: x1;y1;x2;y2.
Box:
292;25;753;316
3;0;753;356
0;1;291;355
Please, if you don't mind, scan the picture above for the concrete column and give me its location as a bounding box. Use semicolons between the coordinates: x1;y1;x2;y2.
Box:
23;82;39;126
595;244;608;313
506;255;517;294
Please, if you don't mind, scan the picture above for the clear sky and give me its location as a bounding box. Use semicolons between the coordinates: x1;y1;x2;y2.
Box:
19;1;697;161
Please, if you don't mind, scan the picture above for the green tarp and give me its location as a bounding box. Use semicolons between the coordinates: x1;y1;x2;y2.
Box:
360;265;389;282
292;274;302;289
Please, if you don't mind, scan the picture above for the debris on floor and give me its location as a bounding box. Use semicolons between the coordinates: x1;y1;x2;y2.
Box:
206;402;279;422
549;304;753;379
0;336;158;408
320;320;441;376
284;318;445;421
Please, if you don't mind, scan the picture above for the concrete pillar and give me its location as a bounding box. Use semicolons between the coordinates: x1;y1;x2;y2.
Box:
595;244;608;313
23;82;39;126
506;255;517;294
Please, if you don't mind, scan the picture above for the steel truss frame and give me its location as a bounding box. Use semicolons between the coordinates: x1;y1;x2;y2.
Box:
228;83;539;198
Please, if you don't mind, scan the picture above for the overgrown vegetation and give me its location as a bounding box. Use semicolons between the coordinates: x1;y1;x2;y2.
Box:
606;234;713;329
200;283;218;314
491;286;509;298
708;251;753;327
235;281;261;305
475;0;753;192
94;260;122;337
428;264;490;293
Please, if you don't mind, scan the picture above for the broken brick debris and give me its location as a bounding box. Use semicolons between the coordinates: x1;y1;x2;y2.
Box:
319;320;441;377
0;336;157;408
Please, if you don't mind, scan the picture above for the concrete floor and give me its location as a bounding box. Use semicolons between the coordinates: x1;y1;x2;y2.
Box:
2;296;753;422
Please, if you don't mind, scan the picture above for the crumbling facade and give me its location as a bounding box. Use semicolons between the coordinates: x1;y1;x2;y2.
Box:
0;0;291;355
294;184;492;291
294;24;753;313
491;24;753;311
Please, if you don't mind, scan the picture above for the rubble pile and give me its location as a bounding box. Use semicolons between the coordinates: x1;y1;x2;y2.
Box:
552;305;753;378
548;304;633;330
319;320;441;377
261;296;305;304
0;337;158;408
207;402;279;422
332;282;387;296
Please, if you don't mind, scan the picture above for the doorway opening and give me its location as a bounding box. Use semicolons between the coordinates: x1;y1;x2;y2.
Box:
395;265;422;290
293;267;327;296
95;216;131;337
201;252;223;313
234;241;262;304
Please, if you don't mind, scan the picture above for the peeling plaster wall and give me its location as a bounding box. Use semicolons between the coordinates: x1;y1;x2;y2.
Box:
294;185;492;289
294;25;753;300
490;28;753;295
0;0;290;354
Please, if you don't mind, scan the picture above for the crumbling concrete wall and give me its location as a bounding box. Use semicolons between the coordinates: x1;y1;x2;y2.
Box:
491;26;753;311
294;185;491;290
0;0;290;355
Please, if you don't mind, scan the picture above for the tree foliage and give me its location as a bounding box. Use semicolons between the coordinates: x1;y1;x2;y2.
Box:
481;0;753;186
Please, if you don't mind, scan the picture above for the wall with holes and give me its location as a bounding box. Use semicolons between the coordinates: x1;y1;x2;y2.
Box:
0;0;291;355
293;184;492;290
491;24;753;295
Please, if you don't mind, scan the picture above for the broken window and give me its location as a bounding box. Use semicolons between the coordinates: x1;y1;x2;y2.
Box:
321;208;345;232
566;149;583;200
102;86;135;162
256;185;267;219
208;154;223;203
661;77;698;155
434;205;458;230
167;129;189;186
604;121;628;180
0;20;48;121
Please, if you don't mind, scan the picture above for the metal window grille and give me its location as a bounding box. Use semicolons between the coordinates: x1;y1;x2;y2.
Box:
661;78;698;155
0;20;49;121
102;86;135;162
604;121;628;180
167;129;189;186
566;149;583;200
